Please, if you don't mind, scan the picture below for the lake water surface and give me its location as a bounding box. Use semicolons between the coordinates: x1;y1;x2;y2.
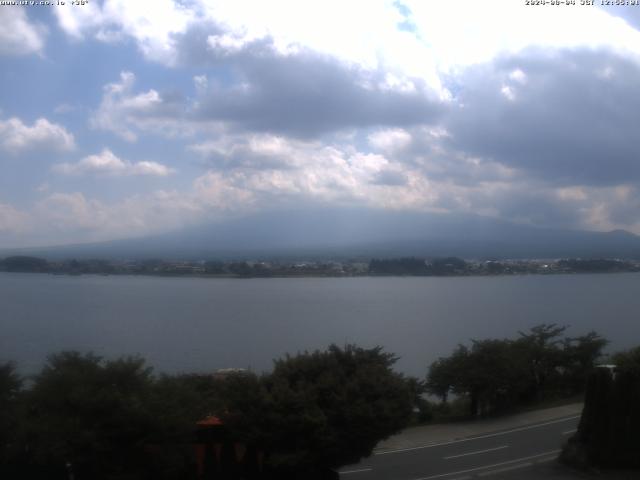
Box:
1;272;639;377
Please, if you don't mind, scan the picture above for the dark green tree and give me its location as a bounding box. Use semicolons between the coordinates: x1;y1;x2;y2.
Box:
426;346;468;403
562;331;608;394
405;377;432;423
464;339;530;415
256;345;413;472
25;352;156;479
563;347;640;469
516;324;567;400
0;362;22;466
427;326;604;417
432;340;530;416
147;373;222;441
612;345;640;371
1;256;49;272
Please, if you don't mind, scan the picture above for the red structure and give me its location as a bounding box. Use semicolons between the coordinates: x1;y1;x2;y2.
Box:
194;415;264;480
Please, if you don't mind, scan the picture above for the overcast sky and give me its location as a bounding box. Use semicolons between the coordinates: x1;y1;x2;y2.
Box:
2;0;640;247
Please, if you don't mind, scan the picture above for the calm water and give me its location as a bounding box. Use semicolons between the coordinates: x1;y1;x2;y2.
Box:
1;272;639;377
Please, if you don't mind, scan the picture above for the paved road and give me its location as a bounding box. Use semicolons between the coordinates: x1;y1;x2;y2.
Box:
339;414;581;480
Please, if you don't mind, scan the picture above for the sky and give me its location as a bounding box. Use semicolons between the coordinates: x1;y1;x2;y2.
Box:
2;0;640;248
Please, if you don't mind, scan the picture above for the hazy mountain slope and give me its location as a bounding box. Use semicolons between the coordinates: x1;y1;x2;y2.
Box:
4;209;640;260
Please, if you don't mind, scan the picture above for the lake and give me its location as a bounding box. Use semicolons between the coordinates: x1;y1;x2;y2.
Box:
1;272;639;377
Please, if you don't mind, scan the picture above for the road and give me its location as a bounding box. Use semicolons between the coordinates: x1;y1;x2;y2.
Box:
339;414;580;480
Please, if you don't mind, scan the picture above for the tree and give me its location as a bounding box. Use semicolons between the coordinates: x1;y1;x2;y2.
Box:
0;362;22;466
147;373;222;441
405;377;432;423
463;339;530;415
1;256;49;272
427;326;604;417
516;324;567;400
254;345;413;472
429;340;530;416
562;331;608;394
612;345;640;372
426;346;468;403
25;352;156;478
563;346;640;469
368;258;429;275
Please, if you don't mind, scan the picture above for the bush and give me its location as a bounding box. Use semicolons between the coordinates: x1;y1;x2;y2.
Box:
254;345;413;470
3;345;414;477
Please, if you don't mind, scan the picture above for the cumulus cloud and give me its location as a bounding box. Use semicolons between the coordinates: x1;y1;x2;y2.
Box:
54;0;196;64
91;72;190;141
368;128;413;154
190;45;443;138
189;135;303;170
0;117;75;153
52;1;640;83
80;2;640;143
444;49;640;186
32;189;204;244
54;148;173;177
598;4;640;31
94;55;442;141
0;6;46;56
8;0;640;246
370;169;409;186
0;202;29;234
189;133;435;211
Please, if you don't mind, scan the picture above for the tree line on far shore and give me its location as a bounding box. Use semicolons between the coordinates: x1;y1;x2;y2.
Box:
0;325;636;479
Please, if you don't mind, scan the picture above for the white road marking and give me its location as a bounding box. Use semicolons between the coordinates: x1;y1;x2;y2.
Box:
410;449;561;480
562;429;577;435
340;467;373;474
477;462;533;476
375;415;580;456
444;445;509;460
536;456;558;464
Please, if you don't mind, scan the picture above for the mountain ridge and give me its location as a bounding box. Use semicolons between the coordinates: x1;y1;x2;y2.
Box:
3;209;640;261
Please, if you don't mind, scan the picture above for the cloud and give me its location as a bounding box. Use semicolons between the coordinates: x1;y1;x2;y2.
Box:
80;2;640;143
368;128;413;154
54;148;173;177
32;189;203;244
190;44;443;138
9;0;640;246
54;0;196;64
52;1;640;85
189;135;302;170
401;0;640;70
0;117;75;153
94;54;442;141
91;71;189;141
444;48;640;186
598;4;640;31
189;133;434;211
0;6;46;56
370;169;409;186
0;202;29;234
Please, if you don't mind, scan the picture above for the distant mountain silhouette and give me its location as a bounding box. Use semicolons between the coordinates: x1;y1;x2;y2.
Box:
5;208;640;260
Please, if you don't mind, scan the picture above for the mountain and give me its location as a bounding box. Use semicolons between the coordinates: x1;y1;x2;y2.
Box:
4;208;640;260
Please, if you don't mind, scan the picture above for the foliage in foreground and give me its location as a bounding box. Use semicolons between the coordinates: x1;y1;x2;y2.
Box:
426;324;608;416
561;346;640;470
259;345;413;469
0;345;413;479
